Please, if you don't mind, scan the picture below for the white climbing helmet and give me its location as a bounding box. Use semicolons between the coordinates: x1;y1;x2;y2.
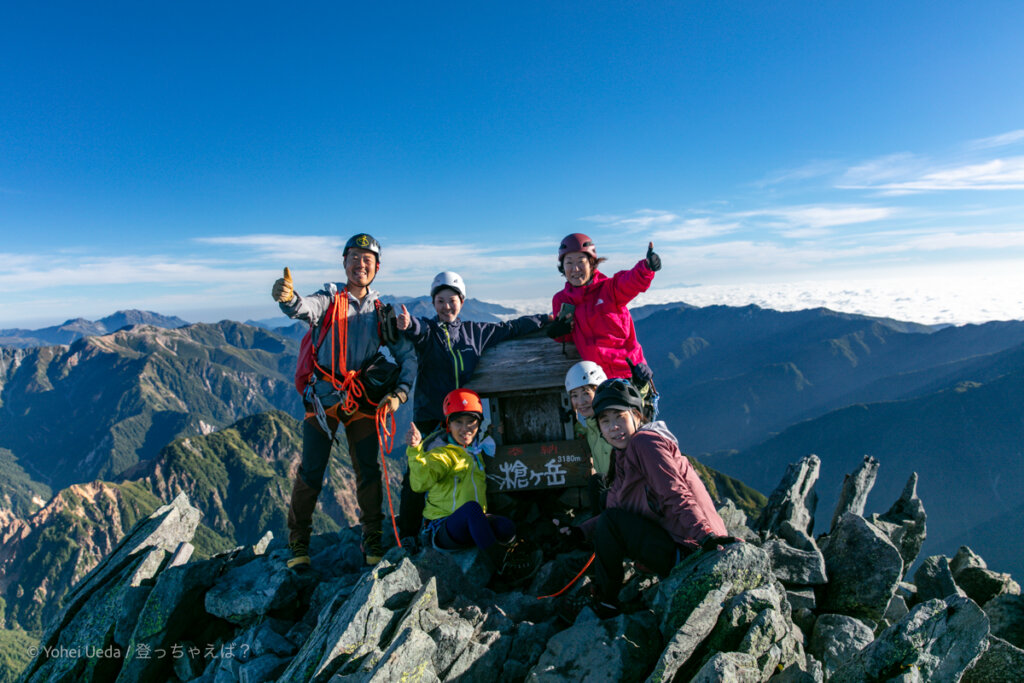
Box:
430;271;467;300
564;361;607;393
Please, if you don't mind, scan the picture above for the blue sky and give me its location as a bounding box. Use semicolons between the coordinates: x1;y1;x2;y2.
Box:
3;2;1024;327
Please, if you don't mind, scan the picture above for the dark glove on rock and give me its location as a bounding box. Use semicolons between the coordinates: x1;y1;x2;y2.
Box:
546;317;573;339
701;534;744;552
646;242;662;272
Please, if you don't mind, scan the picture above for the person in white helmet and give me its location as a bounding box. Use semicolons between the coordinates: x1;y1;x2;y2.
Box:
565;360;614;513
393;271;554;539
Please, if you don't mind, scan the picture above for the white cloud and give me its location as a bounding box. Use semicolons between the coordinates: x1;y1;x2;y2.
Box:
969;129;1024;150
651;218;741;242
839;152;1024;194
738;205;896;230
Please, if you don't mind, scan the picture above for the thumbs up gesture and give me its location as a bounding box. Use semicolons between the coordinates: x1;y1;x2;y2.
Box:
405;421;422;448
645;242;661;272
397;304;412;331
272;267;294;303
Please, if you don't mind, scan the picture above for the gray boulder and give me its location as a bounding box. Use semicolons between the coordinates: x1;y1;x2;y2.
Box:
831;596;990;683
646;584;732;683
690;652;761;682
829;455;879;533
237;654;289;683
118;554;238;683
950;545;987;576
769;659;824;683
763;539;827;586
868;473;927;575
527;609;660;683
786;588;816;612
717;499;759;543
984;593;1024;649
651;542;806;678
18;494;201;683
955;566;1020;606
818;513;903;621
277;557;423;682
913;555;964;603
652;542;774;636
883;594;909;625
809;614;874;676
961;636;1024;683
204;555;303;625
755;455;820;544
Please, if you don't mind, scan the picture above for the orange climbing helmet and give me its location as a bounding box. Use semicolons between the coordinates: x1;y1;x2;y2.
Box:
443;388;484;423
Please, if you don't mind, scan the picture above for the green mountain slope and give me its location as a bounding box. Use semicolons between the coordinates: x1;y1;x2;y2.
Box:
0;321;301;490
0;411;362;633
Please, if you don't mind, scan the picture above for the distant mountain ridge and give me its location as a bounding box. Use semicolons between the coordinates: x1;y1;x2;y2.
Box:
246;295;518;332
0;320;301;491
0;310;188;349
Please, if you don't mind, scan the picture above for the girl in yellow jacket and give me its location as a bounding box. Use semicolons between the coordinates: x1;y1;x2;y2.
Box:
403;388;540;583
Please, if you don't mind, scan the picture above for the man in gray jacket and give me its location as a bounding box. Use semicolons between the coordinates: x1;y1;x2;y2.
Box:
272;233;417;567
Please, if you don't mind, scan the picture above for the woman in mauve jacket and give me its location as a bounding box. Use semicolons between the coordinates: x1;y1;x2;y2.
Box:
569;380;737;618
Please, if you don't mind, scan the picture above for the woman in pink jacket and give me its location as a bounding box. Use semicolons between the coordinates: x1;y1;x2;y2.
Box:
563;380;738;619
550;233;660;386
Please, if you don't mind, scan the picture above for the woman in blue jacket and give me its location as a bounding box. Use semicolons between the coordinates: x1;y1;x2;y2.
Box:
395;271;551;538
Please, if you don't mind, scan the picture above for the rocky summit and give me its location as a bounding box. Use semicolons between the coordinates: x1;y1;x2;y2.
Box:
16;455;1023;683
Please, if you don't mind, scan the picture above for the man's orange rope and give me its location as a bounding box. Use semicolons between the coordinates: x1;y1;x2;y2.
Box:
376;403;402;549
537;552;596;599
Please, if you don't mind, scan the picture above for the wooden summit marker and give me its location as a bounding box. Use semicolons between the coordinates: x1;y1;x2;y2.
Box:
464;336;592;492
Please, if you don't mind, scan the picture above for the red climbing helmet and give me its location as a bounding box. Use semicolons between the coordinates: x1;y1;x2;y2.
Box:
558;233;598;264
443;388;484;423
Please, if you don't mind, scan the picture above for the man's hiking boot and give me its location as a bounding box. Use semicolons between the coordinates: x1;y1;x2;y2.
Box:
362;529;384;565
488;537;542;587
286;540;311;569
558;584;621;623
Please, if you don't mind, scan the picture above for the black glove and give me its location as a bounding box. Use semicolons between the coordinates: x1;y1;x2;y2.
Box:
626;358;654;388
701;534;743;552
553;519;585;547
545;317;573;339
646;242;661;272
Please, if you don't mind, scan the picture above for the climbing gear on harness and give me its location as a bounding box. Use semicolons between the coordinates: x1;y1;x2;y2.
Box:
430;271;466;300
564;361;607;393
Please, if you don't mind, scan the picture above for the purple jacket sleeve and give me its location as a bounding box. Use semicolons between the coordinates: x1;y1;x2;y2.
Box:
635;432;727;547
609;260;656;308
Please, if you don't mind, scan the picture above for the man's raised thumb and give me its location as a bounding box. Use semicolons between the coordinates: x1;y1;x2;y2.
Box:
401;304;409;315
283;267;292;282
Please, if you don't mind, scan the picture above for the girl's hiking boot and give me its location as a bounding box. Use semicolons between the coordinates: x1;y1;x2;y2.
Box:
489;537;543;587
362;530;384;565
287;541;311;569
